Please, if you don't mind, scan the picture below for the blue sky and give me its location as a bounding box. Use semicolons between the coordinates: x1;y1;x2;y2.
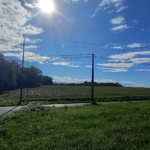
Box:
1;0;150;87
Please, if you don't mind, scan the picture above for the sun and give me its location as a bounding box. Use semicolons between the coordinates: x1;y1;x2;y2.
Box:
37;0;55;13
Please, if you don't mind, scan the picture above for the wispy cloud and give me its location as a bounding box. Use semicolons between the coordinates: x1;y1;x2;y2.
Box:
63;0;85;2
53;76;114;83
110;16;131;32
98;63;133;68
53;61;80;67
100;0;123;7
111;24;130;31
113;46;123;49
93;0;127;17
136;69;150;72
127;43;143;48
116;5;127;12
130;58;150;64
98;50;150;72
3;51;51;64
121;82;144;87
103;68;128;72
86;65;92;68
110;16;125;24
141;28;150;32
109;51;150;61
133;20;139;24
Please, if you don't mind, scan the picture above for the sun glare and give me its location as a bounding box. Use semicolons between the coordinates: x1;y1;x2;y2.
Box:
37;0;55;13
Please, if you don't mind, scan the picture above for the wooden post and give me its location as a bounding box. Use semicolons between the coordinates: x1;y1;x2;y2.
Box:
20;35;26;102
27;88;28;101
91;53;96;104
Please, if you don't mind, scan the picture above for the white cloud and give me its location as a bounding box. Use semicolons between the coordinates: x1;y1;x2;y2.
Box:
130;58;150;64
53;61;80;67
24;3;34;8
93;0;127;17
86;65;92;68
3;51;51;64
0;0;43;61
113;46;123;49
3;51;61;64
25;45;38;50
97;63;133;68
114;1;128;12
103;68;128;72
111;24;130;31
114;1;123;7
121;82;144;87
63;0;79;2
109;51;150;61
108;10;114;13
53;76;114;83
98;50;150;72
53;76;143;87
116;5;127;12
136;69;150;72
127;43;142;48
110;16;125;24
100;0;123;7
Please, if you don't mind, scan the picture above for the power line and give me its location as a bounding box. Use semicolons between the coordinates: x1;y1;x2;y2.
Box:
2;45;150;53
38;38;150;49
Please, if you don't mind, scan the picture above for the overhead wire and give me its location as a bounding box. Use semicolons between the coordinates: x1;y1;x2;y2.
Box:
3;45;150;53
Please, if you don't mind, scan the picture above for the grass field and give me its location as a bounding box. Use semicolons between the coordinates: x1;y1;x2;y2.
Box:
1;85;150;106
1;102;150;149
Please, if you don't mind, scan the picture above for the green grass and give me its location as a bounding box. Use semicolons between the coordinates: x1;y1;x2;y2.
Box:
1;86;150;106
1;102;150;149
0;96;19;106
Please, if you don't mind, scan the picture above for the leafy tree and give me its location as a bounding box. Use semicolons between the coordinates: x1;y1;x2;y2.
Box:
0;53;5;92
41;76;53;85
0;52;53;92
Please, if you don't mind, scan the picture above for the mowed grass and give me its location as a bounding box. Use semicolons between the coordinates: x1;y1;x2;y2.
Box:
1;86;150;106
1;102;150;149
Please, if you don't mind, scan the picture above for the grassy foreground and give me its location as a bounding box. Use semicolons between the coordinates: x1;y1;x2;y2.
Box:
1;102;150;149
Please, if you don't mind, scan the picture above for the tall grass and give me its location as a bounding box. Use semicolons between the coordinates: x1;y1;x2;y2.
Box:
1;102;150;149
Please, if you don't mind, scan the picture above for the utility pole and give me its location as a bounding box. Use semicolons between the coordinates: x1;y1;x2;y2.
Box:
20;34;26;102
91;53;96;104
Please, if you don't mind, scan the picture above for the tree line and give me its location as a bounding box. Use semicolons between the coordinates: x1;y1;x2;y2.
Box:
0;53;53;93
0;52;123;93
54;82;123;87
